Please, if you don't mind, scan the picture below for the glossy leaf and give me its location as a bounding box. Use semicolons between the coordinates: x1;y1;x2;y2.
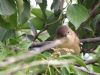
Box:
38;31;50;41
39;0;47;20
47;15;62;38
69;65;88;75
67;4;89;30
95;45;100;64
77;0;84;4
83;0;97;9
32;8;53;20
0;0;16;16
94;14;100;26
31;17;44;30
74;56;86;67
3;13;17;29
92;65;100;73
59;55;86;67
0;27;15;41
51;0;60;11
19;0;30;24
0;16;10;29
16;0;24;15
0;14;17;29
32;8;44;20
61;66;70;75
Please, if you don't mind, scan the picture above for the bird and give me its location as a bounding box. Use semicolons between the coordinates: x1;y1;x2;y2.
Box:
29;25;81;56
53;25;81;55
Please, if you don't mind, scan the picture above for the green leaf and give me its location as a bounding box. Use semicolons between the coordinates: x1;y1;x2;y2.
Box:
51;0;63;17
92;65;100;73
67;4;89;30
9;36;21;45
69;65;88;75
31;17;44;30
0;27;15;41
32;8;53;20
0;0;16;16
20;22;30;29
19;0;30;24
2;13;17;28
31;2;47;20
38;31;50;41
41;52;51;59
83;0;97;9
74;56;86;67
51;0;60;11
61;66;70;75
9;13;17;28
0;14;17;29
95;45;100;64
32;8;44;20
47;16;61;38
59;55;86;67
0;16;10;29
48;66;56;75
94;14;100;26
77;0;83;4
69;65;78;74
46;10;54;18
16;0;24;15
39;0;47;20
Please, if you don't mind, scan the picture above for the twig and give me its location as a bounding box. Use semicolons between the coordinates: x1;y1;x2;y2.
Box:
89;2;100;18
88;2;100;20
5;59;74;75
80;37;100;43
34;8;64;41
0;37;100;68
0;38;65;68
76;66;100;75
81;2;100;27
3;59;99;75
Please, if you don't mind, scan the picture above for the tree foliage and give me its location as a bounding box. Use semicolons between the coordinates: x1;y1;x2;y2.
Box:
0;0;100;75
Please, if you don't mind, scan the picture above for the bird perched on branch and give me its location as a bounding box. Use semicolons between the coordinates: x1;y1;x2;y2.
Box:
53;25;81;55
29;25;81;55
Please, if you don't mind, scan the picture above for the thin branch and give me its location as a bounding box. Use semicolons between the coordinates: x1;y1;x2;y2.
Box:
76;66;100;75
80;37;100;43
5;59;74;75
3;59;99;75
0;37;100;68
89;2;100;18
0;38;65;68
34;8;64;41
81;2;100;27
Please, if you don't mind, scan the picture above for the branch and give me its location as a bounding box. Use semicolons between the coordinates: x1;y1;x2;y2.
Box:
0;39;65;68
4;59;74;75
81;2;100;27
0;37;100;68
3;59;99;75
76;66;99;75
33;9;63;41
89;2;100;18
80;37;100;43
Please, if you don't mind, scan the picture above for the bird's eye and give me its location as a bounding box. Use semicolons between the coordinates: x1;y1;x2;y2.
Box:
67;31;69;33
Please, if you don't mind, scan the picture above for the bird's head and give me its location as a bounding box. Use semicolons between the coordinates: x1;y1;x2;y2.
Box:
56;25;70;38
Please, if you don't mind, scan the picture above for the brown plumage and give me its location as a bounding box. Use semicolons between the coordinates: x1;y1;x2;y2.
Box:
54;25;80;55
